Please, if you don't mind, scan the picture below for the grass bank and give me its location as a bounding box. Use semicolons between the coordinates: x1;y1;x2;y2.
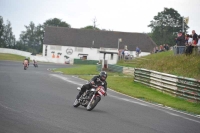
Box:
117;51;200;79
0;53;25;61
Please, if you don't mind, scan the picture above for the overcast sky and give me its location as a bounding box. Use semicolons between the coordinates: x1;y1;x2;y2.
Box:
1;0;200;40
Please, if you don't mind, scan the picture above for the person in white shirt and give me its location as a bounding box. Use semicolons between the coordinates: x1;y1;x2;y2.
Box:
185;35;193;55
124;50;130;60
188;35;193;45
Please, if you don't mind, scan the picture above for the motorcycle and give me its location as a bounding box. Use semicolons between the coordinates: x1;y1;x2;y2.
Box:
33;61;38;67
23;60;28;70
73;83;106;111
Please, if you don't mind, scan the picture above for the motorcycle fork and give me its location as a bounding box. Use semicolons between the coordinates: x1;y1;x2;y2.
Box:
88;94;96;105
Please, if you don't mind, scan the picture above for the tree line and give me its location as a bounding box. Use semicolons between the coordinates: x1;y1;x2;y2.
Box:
0;7;189;54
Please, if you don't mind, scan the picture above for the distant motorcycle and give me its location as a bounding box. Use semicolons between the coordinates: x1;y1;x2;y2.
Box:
73;83;106;111
33;62;38;67
33;60;38;67
23;60;28;70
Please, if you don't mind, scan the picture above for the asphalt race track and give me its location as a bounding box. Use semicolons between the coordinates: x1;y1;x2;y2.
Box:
0;61;200;133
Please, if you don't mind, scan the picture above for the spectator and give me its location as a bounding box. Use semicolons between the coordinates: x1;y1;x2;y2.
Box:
176;31;185;54
166;44;169;51
124;50;130;60
155;46;159;53
185;34;189;45
185;35;193;55
191;30;198;54
118;49;123;60
159;45;164;52
197;35;200;53
192;30;198;45
121;50;125;60
163;44;167;50
135;46;141;57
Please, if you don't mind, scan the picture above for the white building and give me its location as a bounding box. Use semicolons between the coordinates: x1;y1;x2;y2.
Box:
42;26;156;64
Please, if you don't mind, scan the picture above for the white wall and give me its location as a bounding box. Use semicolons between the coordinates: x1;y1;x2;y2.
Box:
42;44;119;64
0;48;50;62
0;48;32;57
42;44;151;64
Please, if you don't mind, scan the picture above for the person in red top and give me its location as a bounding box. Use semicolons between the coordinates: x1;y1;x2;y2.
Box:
192;30;198;45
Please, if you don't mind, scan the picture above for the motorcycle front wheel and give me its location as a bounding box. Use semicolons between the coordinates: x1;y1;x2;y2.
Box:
86;96;100;111
73;99;80;107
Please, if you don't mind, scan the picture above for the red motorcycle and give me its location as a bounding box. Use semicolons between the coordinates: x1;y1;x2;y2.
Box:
73;84;106;111
23;60;28;70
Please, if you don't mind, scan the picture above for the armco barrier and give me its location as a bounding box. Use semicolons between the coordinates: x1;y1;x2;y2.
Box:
74;59;99;65
108;64;123;73
134;68;200;102
96;64;123;73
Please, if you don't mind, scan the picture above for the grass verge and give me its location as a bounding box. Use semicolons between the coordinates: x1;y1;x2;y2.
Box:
0;53;25;61
117;51;200;79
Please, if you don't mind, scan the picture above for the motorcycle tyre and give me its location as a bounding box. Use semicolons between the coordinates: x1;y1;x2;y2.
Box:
86;96;100;111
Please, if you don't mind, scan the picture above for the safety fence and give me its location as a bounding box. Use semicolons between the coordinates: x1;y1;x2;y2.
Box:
134;68;200;102
96;64;125;74
74;59;99;65
173;46;200;55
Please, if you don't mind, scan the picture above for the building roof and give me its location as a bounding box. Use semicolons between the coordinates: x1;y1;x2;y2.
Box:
43;26;156;52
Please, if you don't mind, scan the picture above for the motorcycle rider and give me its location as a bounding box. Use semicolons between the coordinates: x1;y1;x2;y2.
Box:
33;59;37;67
23;57;29;66
76;71;108;100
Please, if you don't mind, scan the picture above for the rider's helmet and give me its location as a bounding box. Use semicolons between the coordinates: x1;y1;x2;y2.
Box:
99;71;107;81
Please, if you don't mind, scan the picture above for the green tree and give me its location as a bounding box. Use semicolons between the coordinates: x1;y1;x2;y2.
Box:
35;24;44;53
0;16;5;47
18;22;38;53
43;18;71;28
148;8;189;46
81;25;100;30
3;20;16;48
17;18;71;53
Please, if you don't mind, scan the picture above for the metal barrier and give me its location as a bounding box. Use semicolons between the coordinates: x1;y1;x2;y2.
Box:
96;64;200;102
74;59;99;65
96;64;130;74
173;46;200;55
134;68;200;102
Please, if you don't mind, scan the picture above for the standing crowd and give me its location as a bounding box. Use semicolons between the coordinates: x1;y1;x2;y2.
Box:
176;30;200;55
118;46;141;60
152;44;170;53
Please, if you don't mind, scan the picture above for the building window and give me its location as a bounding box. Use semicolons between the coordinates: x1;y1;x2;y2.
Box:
75;47;83;52
81;56;87;60
50;45;62;50
45;45;47;56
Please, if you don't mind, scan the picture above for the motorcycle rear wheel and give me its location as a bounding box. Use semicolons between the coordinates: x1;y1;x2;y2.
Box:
86;96;100;111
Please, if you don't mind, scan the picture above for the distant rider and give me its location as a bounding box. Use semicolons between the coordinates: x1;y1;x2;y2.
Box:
33;59;36;64
76;71;108;100
23;57;29;66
